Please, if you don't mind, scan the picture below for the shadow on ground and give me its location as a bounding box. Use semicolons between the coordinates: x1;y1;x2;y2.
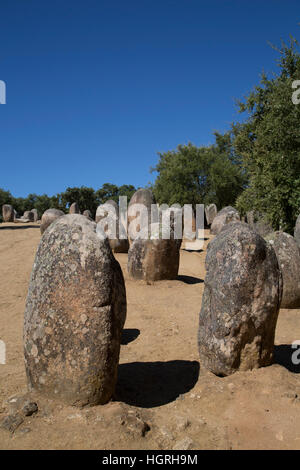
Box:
121;328;140;345
182;248;204;253
274;344;300;374
177;275;203;285
0;225;40;230
115;360;200;408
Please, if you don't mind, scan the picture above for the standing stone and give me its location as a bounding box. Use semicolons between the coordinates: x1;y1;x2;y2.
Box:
198;222;282;376
2;204;14;222
246;210;255;226
128;223;180;281
246;211;273;237
210;206;240;235
69;202;80;214
40;208;64;235
266;232;300;308
205;204;217;226
31;209;38;222
294;214;300;247
83;209;92;219
23;211;35;222
96;200;129;253
24;214;126;406
160;206;183;250
128;189;157;243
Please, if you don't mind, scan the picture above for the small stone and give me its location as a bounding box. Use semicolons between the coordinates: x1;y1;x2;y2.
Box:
22;402;38;417
172;437;194;450
120;411;150;437
176;416;191;431
1;413;24;433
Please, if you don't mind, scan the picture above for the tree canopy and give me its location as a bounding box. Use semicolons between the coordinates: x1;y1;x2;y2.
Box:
151;132;247;210
233;37;300;233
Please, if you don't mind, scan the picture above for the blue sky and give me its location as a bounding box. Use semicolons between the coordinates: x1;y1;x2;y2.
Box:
0;0;299;197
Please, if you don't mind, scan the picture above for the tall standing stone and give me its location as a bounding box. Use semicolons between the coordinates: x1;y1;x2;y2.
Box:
31;209;38;222
266;231;300;308
2;204;14;222
205;204;217;226
128;223;180;281
40;208;65;234
69;202;80;214
210;206;240;235
128;189;157;243
24;214;126;406
294;214;300;247
96;200;129;253
198;222;282;376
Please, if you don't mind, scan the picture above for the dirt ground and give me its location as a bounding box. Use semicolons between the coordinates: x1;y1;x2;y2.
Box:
0;222;300;450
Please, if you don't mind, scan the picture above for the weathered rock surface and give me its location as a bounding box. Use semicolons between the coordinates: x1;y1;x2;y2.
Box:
266;231;300;308
24;214;127;406
0;413;24;433
160;206;183;250
128;189;157;243
294;214;300;247
198;222;282;376
246;210;255;226
205;204;217;226
246;211;273;237
23;211;35;222
210;206;240;235
83;209;92;219
69;202;80;214
128;223;180;281
2;204;14;222
31;209;39;222
96;200;129;253
40;208;64;234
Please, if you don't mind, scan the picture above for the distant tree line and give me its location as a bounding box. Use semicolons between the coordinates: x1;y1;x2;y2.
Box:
0;184;137;220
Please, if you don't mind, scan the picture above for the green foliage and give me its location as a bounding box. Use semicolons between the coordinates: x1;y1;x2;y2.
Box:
58;186;97;215
0;184;137;221
234;37;300;233
95;183;137;205
151;132;246;209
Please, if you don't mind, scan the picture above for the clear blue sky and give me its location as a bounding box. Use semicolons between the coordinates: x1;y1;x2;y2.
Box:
0;0;299;197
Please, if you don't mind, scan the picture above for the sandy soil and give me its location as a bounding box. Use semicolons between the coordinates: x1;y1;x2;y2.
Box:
0;222;300;450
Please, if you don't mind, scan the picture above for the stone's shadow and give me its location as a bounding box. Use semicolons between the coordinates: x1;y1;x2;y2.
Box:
177;275;203;285
115;360;200;408
0;225;40;230
181;248;204;253
121;328;140;345
274;344;300;374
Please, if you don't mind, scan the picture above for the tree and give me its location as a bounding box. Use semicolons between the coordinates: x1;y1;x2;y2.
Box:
95;183;137;205
151;132;246;209
59;186;97;216
233;37;300;233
